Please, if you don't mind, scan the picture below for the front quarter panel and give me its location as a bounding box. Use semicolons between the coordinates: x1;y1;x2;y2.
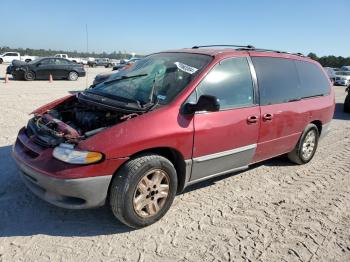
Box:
78;106;194;160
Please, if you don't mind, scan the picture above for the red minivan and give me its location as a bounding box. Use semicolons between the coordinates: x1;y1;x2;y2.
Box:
12;46;335;228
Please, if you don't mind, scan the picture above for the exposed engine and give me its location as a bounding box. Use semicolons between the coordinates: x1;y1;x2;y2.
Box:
26;97;139;147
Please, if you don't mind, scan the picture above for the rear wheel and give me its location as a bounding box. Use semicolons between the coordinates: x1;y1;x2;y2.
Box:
24;71;35;81
109;154;177;228
0;58;3;64
288;124;319;164
68;71;78;81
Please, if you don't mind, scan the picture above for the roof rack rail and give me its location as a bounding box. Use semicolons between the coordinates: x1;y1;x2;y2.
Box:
192;44;255;49
237;47;305;56
191;45;304;56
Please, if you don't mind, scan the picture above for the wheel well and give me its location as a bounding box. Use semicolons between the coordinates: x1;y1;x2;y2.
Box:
131;147;187;193
108;147;187;196
311;120;322;135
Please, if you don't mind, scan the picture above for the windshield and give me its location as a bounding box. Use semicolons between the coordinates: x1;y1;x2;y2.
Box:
87;53;212;106
336;71;350;76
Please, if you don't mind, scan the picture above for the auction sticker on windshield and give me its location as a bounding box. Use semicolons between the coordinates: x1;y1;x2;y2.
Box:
174;62;198;74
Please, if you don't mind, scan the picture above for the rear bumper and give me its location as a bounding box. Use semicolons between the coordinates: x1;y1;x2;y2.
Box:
15;157;112;209
78;71;86;77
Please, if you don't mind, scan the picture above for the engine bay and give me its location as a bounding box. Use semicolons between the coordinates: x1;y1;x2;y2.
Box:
26;96;139;147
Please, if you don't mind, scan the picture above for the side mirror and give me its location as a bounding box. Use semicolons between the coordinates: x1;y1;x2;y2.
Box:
36;62;42;67
182;95;220;114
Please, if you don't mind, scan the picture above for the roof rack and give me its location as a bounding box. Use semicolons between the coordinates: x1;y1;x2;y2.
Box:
192;45;304;57
192;44;255;49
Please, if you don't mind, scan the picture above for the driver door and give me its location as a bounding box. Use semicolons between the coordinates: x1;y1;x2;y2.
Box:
190;56;260;182
35;58;55;79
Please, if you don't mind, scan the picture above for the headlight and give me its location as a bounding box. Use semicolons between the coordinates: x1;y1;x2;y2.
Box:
53;144;103;164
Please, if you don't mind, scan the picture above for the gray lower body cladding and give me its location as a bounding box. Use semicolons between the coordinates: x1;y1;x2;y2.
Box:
15;160;112;209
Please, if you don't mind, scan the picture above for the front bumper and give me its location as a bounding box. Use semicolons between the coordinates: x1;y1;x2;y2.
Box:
6;65;13;74
12;127;127;209
15;159;112;209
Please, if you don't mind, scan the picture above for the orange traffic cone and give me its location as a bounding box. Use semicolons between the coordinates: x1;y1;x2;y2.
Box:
4;74;9;83
49;74;53;83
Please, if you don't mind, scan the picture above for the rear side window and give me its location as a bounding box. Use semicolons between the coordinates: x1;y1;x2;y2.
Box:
252;57;330;106
295;61;330;97
196;57;254;110
251;57;300;105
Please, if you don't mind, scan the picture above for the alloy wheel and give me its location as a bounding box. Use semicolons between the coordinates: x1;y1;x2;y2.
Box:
133;169;170;218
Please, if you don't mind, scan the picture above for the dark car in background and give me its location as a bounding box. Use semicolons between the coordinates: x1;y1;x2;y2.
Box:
7;58;86;81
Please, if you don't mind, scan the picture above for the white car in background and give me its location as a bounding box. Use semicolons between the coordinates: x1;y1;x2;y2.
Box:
54;54;86;64
335;71;350;87
0;52;37;64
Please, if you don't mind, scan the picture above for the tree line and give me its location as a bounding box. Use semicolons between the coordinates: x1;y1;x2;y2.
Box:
1;46;349;67
307;53;350;68
0;46;138;59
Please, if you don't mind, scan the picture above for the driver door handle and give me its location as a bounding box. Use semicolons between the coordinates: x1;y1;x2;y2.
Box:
247;115;258;124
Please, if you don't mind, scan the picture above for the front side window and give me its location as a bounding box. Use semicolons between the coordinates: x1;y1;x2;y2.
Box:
195;57;254;110
87;53;212;106
54;59;69;65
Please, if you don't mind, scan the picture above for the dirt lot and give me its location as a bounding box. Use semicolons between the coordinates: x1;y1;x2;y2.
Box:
0;64;349;262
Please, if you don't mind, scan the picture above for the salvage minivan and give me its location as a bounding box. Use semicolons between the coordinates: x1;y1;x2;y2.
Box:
13;46;335;228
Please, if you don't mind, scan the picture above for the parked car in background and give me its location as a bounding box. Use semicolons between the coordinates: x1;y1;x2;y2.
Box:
112;57;141;71
324;67;337;84
334;71;350;86
54;54;85;64
88;58;116;68
0;52;37;64
93;58;141;85
12;46;334;228
340;66;350;71
7;57;86;81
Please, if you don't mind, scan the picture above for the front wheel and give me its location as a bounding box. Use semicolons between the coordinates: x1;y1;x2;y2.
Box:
288;124;319;164
24;71;35;81
109;154;178;228
68;71;78;81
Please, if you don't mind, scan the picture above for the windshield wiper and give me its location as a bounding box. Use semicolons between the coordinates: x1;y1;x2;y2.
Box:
103;73;148;85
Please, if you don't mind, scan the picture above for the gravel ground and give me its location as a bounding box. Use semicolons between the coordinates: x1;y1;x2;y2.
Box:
0;64;349;262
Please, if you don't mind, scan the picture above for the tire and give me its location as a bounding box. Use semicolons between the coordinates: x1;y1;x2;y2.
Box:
288;124;319;165
109;154;178;228
344;93;350;113
68;71;78;81
24;71;35;81
0;58;3;64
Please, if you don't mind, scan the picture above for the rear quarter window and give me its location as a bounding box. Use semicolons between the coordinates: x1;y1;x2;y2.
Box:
252;57;330;106
295;60;330;97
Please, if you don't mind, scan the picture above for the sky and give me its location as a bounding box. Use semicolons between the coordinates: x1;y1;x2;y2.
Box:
1;0;349;57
